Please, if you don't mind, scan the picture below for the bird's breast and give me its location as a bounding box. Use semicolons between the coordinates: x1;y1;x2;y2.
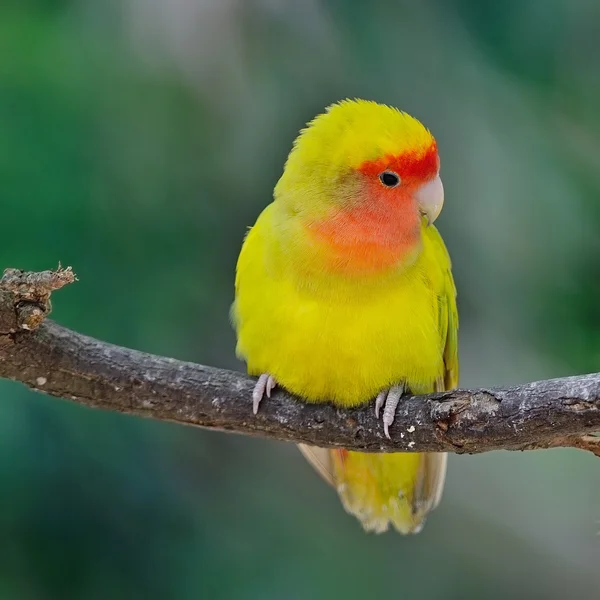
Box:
235;255;443;406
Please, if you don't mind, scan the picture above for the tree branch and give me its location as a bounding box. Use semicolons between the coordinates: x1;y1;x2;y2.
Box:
0;267;599;456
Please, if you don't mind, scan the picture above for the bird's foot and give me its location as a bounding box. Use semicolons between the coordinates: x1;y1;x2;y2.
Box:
252;373;277;414
374;384;406;439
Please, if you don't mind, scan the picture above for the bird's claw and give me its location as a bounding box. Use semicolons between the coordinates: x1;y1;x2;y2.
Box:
374;385;405;439
252;373;277;414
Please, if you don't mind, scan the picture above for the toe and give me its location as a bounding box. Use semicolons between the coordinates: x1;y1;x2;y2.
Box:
381;385;405;438
252;373;269;414
375;391;386;419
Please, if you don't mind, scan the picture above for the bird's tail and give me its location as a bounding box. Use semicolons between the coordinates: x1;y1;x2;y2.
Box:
298;445;447;534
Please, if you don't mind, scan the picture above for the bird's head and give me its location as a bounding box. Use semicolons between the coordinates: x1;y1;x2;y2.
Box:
275;99;444;274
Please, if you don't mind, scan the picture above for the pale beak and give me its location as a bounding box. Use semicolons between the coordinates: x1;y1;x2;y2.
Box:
415;174;444;226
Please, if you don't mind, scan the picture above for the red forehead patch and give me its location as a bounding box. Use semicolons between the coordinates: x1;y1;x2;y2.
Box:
358;140;439;182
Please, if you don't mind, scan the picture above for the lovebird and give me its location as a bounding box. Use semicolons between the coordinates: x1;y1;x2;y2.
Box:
232;99;458;534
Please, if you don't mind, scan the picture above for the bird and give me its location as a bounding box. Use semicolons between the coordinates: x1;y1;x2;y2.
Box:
231;99;458;534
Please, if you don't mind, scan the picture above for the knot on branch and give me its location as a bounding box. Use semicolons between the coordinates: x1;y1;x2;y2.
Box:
0;266;76;336
430;391;500;433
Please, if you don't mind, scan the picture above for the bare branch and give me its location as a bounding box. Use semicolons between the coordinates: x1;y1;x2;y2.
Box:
0;267;599;455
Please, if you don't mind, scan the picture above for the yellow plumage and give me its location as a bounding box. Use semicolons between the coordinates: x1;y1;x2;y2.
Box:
232;99;458;533
236;210;455;403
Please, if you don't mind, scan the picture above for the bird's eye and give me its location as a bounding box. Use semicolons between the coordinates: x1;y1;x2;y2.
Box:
379;171;400;188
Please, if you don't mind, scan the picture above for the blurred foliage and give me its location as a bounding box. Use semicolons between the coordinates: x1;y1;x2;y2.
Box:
1;0;600;598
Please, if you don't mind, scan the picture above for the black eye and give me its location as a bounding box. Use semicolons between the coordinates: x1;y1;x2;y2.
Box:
379;171;400;188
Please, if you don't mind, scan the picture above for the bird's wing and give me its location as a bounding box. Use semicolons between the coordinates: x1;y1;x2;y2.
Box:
412;224;459;514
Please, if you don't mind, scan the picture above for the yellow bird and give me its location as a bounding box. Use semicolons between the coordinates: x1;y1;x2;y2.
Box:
232;99;458;534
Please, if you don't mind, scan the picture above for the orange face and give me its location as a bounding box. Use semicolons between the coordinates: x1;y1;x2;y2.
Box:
308;140;441;275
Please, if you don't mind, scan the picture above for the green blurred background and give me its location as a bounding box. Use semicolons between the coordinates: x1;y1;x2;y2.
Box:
1;0;600;598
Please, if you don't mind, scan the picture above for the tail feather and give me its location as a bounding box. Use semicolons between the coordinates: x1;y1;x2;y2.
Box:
297;444;335;486
299;445;447;534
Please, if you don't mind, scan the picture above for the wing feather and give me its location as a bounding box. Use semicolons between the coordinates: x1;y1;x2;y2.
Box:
411;224;458;518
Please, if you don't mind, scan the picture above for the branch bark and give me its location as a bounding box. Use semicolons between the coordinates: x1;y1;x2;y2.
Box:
1;267;599;456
